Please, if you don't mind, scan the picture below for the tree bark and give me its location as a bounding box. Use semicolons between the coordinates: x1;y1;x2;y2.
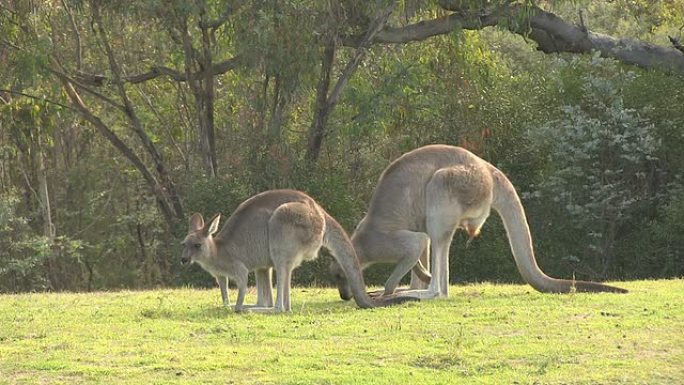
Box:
72;57;243;86
34;133;58;290
200;9;218;178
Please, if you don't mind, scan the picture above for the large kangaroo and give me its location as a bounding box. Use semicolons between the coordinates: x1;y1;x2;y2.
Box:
181;189;409;312
331;144;627;300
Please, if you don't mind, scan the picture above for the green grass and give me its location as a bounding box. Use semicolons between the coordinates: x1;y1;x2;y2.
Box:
1;280;682;384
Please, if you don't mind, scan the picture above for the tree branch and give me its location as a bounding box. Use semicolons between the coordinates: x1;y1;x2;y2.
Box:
91;0;184;223
0;88;73;110
342;3;684;75
70;57;243;86
60;0;83;70
327;2;397;109
341;10;501;45
199;1;243;29
46;65;125;110
53;69;177;228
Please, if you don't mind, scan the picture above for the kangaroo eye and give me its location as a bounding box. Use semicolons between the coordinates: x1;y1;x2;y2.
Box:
194;243;202;249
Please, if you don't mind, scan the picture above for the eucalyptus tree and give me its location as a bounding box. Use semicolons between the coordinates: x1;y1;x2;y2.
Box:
305;0;684;159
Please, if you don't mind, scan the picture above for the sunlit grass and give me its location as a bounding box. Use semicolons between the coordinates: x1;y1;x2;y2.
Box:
1;279;682;384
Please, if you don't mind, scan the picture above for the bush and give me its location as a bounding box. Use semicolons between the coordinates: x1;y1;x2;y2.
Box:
0;191;82;292
529;57;664;278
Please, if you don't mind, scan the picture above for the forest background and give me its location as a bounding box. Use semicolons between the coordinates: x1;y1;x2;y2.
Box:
1;0;683;293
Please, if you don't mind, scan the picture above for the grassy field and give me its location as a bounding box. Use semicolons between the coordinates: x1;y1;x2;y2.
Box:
0;279;682;385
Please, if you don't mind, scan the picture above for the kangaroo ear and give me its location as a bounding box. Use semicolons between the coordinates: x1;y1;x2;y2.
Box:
189;213;204;232
205;213;221;235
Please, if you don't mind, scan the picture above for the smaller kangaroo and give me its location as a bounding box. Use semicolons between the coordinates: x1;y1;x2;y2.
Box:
181;189;408;312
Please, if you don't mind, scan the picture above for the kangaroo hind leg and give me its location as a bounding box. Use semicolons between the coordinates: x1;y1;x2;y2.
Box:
354;227;430;297
409;236;431;290
425;167;470;298
268;201;323;312
381;230;431;296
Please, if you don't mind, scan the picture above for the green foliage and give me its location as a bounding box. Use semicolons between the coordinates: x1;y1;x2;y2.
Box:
233;1;321;91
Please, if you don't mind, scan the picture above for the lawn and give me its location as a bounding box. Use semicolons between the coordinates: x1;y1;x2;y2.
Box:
1;279;682;384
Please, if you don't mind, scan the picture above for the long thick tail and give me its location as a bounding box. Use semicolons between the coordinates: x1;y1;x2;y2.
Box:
490;168;627;294
322;212;415;308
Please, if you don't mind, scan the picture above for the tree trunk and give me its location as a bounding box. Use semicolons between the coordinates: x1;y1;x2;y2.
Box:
306;2;397;163
200;6;218;178
177;6;218;179
34;134;58;290
306;40;336;163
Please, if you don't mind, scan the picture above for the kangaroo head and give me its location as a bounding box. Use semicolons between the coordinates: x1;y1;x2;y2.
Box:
180;213;221;265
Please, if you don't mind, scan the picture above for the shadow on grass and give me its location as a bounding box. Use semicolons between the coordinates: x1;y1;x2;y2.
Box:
138;284;542;322
137;297;356;321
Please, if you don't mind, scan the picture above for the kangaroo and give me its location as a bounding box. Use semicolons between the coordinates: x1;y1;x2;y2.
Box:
331;144;627;300
181;189;410;312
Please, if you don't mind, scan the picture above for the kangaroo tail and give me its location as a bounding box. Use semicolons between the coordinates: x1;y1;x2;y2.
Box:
491;168;628;294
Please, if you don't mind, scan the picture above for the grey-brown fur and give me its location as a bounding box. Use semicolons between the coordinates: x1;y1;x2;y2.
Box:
181;189;405;312
332;144;627;299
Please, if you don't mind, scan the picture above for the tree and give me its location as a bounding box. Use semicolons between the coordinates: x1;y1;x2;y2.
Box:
310;0;684;160
305;1;397;162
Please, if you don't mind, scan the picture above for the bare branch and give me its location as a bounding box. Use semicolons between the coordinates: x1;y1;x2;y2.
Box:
136;84;188;166
130;58;243;83
0;88;73;110
91;0;184;222
54;70;177;227
329;2;396;108
60;0;82;70
341;11;501;45
1;38;21;50
526;6;684;74
66;57;243;87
